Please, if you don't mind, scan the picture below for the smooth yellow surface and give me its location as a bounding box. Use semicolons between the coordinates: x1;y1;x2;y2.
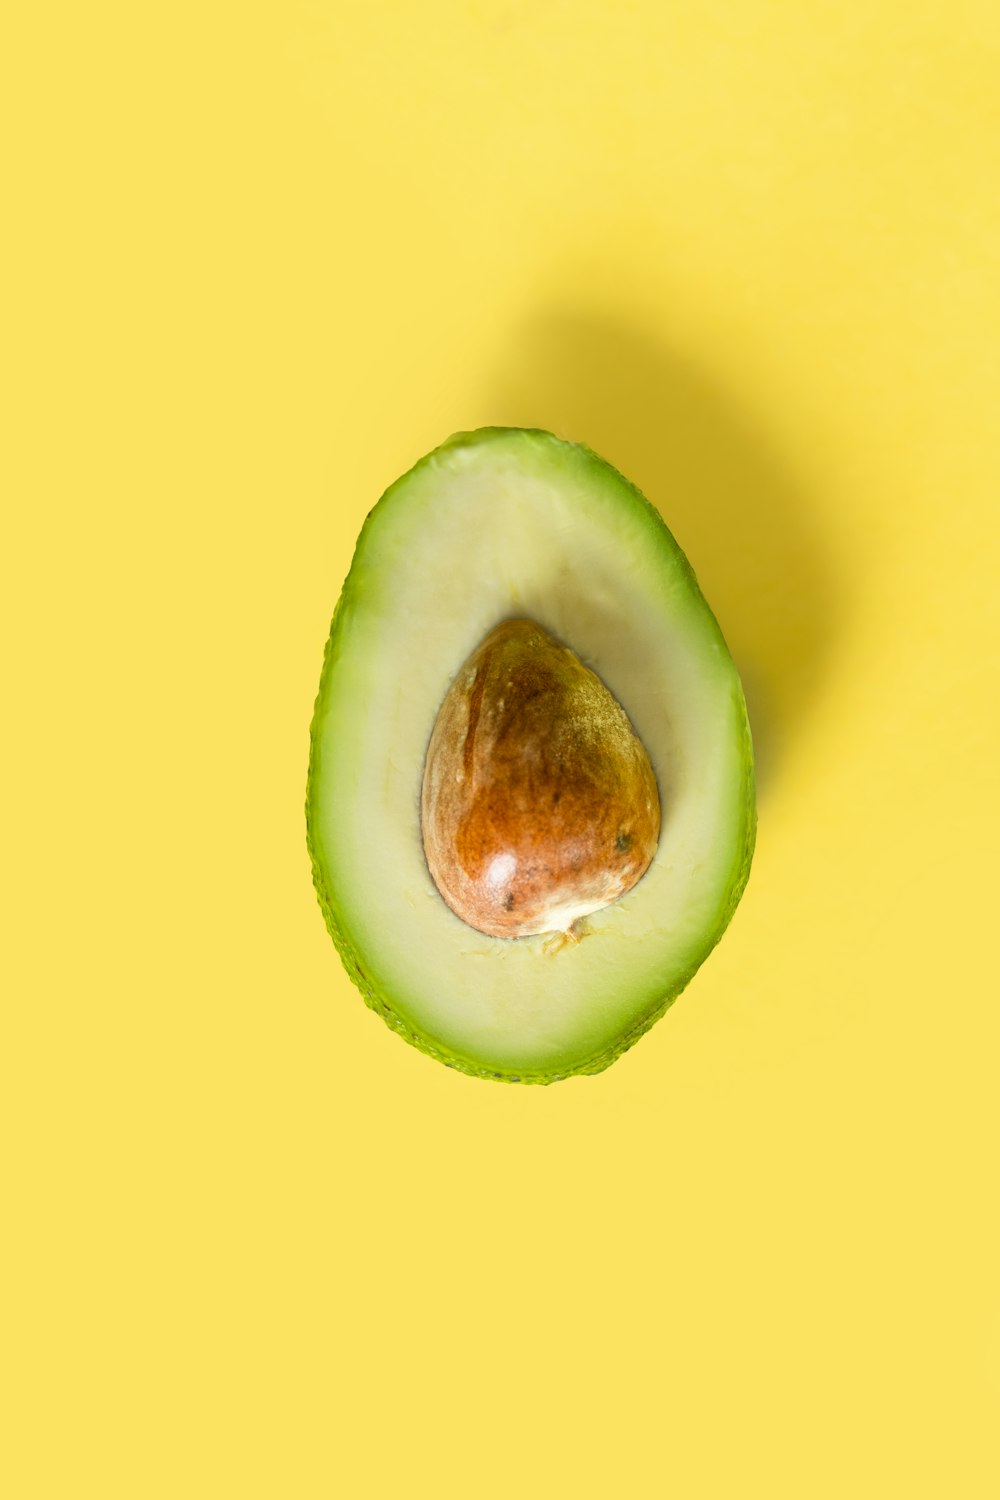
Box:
3;3;998;1495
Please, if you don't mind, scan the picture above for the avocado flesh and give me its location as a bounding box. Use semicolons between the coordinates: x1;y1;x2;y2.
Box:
307;428;755;1082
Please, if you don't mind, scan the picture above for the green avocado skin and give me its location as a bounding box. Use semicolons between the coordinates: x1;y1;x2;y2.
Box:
306;427;756;1084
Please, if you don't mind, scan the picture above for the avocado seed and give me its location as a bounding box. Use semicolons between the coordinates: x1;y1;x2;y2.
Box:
420;619;661;938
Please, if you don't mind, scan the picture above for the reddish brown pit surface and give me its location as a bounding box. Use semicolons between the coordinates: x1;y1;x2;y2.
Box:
420;618;661;938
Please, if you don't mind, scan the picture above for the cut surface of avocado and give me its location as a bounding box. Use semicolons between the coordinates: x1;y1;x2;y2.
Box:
307;428;755;1082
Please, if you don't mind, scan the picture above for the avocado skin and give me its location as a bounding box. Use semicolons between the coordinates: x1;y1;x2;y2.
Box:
306;427;756;1083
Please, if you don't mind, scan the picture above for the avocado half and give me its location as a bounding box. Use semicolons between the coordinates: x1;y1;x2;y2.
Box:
307;428;755;1082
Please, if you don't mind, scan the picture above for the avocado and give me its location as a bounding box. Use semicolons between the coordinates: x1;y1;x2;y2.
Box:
306;428;755;1082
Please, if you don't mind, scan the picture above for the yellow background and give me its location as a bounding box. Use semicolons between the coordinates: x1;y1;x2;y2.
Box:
4;3;999;1495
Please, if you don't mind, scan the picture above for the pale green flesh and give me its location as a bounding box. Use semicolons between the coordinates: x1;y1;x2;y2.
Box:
307;429;755;1081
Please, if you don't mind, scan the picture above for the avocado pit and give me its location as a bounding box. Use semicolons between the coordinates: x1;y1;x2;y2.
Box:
420;618;661;938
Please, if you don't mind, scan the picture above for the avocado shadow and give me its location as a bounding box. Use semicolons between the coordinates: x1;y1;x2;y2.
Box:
487;313;843;793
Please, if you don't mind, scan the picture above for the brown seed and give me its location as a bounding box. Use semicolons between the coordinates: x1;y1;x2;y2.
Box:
420;619;661;938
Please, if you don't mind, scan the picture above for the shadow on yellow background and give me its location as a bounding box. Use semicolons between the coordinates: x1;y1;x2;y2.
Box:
491;311;844;792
